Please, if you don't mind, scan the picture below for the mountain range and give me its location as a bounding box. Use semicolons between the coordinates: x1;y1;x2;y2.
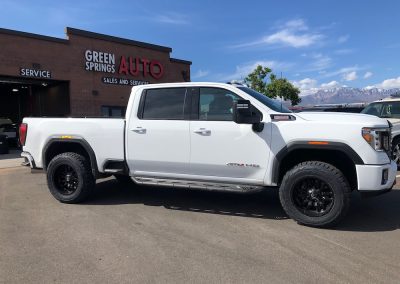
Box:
299;87;400;106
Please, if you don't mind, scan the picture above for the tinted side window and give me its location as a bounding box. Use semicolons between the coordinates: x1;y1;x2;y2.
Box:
142;88;186;120
381;102;400;118
199;88;241;121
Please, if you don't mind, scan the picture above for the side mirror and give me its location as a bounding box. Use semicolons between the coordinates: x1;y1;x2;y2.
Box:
233;100;263;130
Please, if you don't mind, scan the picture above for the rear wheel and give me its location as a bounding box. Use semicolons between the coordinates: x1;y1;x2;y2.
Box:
47;152;95;203
279;161;350;228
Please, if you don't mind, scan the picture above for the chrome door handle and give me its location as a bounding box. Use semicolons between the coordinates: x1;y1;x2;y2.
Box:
132;127;146;134
194;128;211;135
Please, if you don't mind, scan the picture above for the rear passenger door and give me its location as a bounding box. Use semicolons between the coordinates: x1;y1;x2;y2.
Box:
126;87;191;177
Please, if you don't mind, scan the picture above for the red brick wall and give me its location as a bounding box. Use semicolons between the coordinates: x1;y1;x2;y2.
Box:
0;29;191;116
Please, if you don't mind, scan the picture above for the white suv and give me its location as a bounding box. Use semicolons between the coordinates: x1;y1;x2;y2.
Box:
361;97;400;167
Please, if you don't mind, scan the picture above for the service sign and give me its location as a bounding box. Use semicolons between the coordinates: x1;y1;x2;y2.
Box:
20;68;51;79
84;49;164;84
102;77;149;86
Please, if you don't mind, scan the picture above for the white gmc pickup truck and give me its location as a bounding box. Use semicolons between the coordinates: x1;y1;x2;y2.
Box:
20;82;397;227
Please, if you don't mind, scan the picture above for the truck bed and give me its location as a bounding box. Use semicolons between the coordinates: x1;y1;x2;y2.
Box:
23;117;125;171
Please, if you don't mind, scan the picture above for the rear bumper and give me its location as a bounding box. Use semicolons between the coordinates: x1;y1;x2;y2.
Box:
21;151;36;169
356;161;397;192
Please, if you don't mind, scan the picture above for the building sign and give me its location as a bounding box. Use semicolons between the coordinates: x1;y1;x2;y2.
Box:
85;50;116;73
20;68;51;79
84;49;165;83
102;77;149;86
118;56;164;79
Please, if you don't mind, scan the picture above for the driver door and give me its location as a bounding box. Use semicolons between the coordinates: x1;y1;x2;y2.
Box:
189;87;271;183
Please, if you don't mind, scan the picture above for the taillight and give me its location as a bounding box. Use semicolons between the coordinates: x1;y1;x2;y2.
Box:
19;123;28;146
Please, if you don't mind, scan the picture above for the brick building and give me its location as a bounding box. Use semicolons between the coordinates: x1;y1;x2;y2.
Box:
0;27;191;122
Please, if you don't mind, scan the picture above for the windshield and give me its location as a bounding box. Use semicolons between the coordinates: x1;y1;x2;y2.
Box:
237;86;292;113
361;103;383;117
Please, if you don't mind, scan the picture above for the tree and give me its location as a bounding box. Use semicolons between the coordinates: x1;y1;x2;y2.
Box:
244;65;301;106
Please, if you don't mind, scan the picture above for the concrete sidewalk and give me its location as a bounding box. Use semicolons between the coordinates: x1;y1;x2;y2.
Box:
0;149;23;169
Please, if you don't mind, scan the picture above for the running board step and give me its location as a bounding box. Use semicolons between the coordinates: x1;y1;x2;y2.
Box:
104;169;124;174
132;176;264;193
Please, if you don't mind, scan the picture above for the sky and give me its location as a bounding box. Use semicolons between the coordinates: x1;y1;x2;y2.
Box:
1;0;400;95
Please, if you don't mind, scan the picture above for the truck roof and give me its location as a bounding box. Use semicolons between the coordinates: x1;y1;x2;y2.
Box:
131;82;237;90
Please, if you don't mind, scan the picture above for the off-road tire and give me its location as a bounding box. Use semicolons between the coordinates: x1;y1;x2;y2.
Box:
279;161;350;228
392;137;400;169
47;152;95;203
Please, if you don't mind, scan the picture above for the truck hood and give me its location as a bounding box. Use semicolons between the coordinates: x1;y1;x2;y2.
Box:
295;112;389;127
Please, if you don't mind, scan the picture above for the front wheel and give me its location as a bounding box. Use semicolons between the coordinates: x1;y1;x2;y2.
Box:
279;161;350;228
47;152;95;203
392;138;400;169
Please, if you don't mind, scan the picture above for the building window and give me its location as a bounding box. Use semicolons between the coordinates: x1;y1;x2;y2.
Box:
101;106;126;117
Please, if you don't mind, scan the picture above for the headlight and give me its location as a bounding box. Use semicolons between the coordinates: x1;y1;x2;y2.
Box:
362;127;391;152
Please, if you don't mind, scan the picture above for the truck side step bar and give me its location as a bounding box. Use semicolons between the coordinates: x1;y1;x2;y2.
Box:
104;169;124;174
132;176;265;193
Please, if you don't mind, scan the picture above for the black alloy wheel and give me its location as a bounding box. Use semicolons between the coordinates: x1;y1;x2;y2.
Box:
392;140;400;168
47;152;95;203
291;177;334;217
279;161;350;228
54;165;79;195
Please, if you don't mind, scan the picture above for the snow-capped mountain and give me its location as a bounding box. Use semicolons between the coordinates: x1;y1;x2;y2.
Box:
300;87;400;106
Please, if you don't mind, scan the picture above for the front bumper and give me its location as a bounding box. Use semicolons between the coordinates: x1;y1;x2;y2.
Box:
356;161;397;192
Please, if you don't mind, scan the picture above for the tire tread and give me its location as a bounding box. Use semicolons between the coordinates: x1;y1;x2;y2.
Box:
279;161;350;228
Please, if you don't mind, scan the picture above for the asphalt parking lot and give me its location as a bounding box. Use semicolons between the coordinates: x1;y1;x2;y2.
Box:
1;166;400;283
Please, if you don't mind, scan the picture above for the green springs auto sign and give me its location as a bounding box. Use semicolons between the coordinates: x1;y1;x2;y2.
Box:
84;50;164;86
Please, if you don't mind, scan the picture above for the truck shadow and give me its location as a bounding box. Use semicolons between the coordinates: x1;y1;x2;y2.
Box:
87;178;288;220
86;179;400;232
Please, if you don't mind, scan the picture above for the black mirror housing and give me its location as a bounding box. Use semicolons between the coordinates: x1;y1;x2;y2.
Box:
233;100;262;125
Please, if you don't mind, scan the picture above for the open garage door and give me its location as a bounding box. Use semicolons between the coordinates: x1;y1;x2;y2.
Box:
0;76;70;124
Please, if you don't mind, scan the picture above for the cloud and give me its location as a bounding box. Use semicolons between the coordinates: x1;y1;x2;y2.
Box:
343;71;358;81
153;12;189;25
305;53;332;71
292;78;319;96
292;78;345;96
377;77;400;89
363;71;373;79
283;19;309;31
232;18;323;49
293;78;318;89
192;69;209;79
320;80;341;88
322;66;362;78
219;60;292;81
338;35;349;43
262;30;322;48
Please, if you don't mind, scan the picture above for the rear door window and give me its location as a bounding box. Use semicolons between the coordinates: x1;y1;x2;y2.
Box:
141;88;187;120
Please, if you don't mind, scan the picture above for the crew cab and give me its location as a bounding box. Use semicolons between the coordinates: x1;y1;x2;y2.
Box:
20;82;397;227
